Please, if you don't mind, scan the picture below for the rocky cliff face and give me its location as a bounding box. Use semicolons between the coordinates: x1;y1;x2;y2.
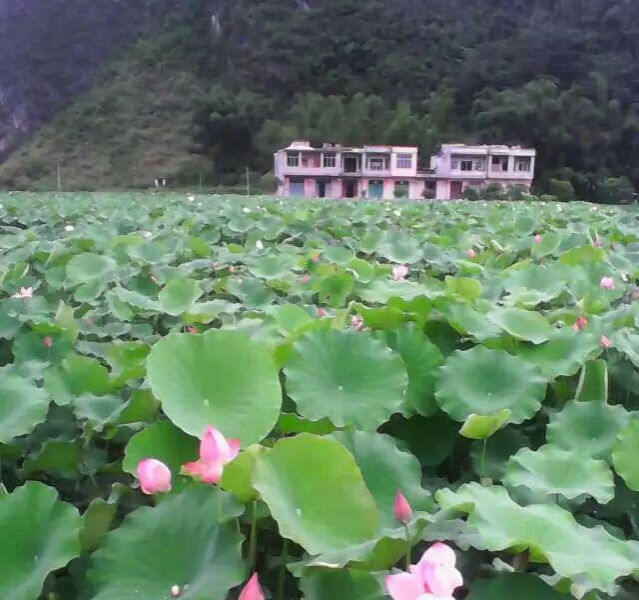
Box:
0;0;187;155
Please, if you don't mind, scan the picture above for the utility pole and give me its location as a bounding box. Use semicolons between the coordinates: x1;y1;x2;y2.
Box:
57;164;62;192
246;167;250;196
199;172;203;193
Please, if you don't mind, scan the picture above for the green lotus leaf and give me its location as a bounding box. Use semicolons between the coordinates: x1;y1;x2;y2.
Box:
253;434;379;555
284;329;407;429
467;573;572;600
460;410;511;440
66;253;117;285
220;444;267;502
80;498;117;552
383;413;459;467
559;245;605;266
376;232;423;263
158;278;202;316
502;264;566;307
382;326;443;416
547;400;629;459
575;360;608;402
517;330;600;380
612;417;639;492
146;330;282;444
445;276;482;300
249;254;296;279
437;482;639;593
435;346;546;423
612;329;639;368
87;486;245;600
0;369;50;443
330;431;433;529
360;280;444;304
505;445;615;503
0;481;82;600
487;307;554;344
62;354;112;394
300;569;385;600
434;300;502;341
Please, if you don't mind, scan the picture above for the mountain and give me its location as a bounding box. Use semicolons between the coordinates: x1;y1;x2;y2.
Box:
1;0;638;201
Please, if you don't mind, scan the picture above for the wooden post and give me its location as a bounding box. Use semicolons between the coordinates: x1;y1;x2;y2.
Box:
57;164;62;192
246;167;250;196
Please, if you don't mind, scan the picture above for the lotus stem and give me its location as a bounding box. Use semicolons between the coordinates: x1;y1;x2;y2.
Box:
277;537;290;600
479;439;487;482
404;523;411;569
248;501;258;571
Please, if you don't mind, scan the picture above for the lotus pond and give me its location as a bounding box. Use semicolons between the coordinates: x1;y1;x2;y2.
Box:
1;192;639;600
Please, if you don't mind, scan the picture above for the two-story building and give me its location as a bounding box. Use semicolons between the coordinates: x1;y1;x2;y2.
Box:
273;141;536;200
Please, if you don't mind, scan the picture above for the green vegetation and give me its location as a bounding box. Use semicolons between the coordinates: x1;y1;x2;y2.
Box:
1;0;638;201
0;193;639;599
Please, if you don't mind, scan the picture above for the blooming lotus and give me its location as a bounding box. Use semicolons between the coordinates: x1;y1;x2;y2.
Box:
182;426;240;485
43;336;53;348
12;286;33;299
317;307;327;318
466;249;476;259
533;234;542;244
171;584;181;598
136;458;172;495
386;543;463;600
239;574;264;600
351;315;365;331
600;335;612;349
393;265;409;281
188;195;195;202
600;277;614;289
394;492;413;524
64;225;75;232
572;316;588;332
255;240;264;250
302;274;310;284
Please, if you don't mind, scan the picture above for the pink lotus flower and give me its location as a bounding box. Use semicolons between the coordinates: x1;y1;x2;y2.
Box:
311;255;320;264
351;315;365;331
85;318;94;327
466;249;476;259
600;277;615;290
633;288;639;302
302;274;310;284
186;326;198;334
594;237;603;247
182;426;240;485
600;335;612;349
43;336;53;348
533;234;542;244
12;286;33;299
394;492;413;524
171;585;181;598
386;543;463;600
572;316;588;332
229;266;236;273
150;275;158;284
136;458;172;495
239;574;264;600
317;307;327;318
393;265;409;281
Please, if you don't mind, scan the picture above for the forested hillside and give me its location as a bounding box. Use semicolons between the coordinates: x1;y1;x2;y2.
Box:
1;0;638;200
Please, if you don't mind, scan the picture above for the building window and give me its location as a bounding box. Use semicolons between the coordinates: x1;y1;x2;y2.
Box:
287;152;300;167
367;156;389;171
492;156;508;172
451;160;459;170
397;154;413;169
474;160;485;171
323;153;336;168
461;160;473;171
517;158;531;172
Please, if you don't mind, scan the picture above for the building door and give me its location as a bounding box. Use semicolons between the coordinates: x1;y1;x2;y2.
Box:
343;180;358;198
289;179;305;197
317;180;331;198
369;180;384;199
450;181;463;199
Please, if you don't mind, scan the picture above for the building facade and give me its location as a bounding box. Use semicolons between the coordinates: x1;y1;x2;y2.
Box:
273;141;536;200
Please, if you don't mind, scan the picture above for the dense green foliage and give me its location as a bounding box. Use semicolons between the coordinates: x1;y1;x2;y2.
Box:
0;0;638;200
1;192;639;600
